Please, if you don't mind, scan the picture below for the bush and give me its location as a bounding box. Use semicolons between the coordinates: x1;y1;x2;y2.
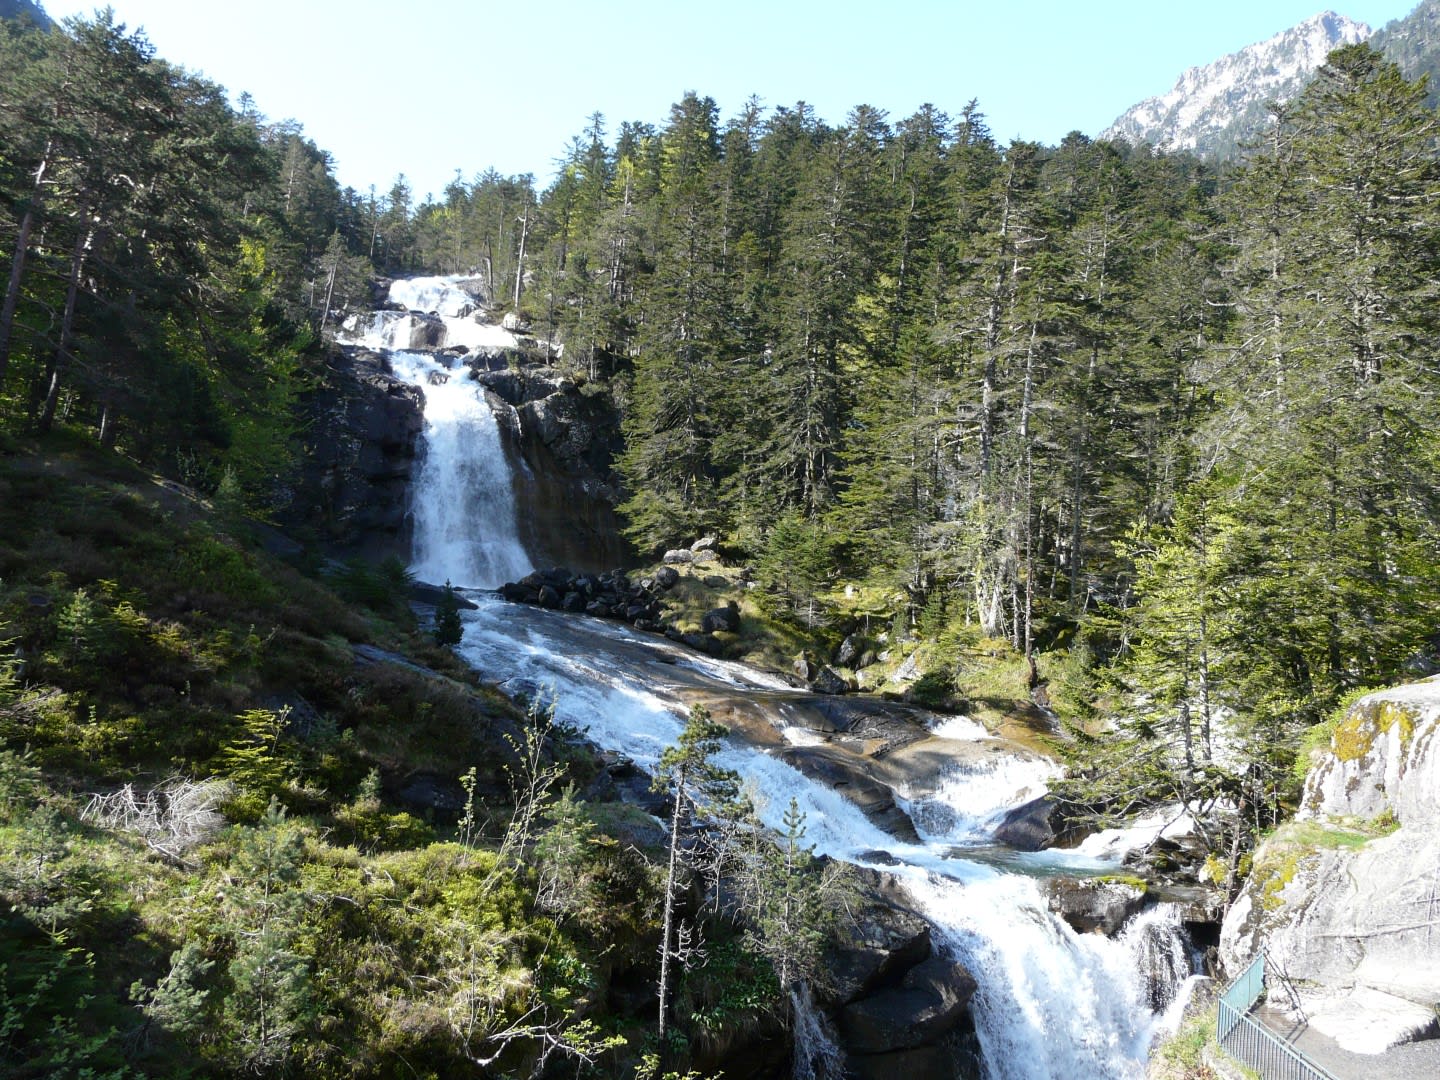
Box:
433;581;463;647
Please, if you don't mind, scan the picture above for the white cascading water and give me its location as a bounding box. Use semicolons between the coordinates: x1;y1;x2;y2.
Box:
357;276;1193;1079
391;351;531;588
900;754;1060;844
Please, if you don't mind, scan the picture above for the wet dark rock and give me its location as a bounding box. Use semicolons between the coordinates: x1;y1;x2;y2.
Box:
395;772;467;815
537;585;561;608
1040;876;1148;936
847;1039;980;1080
824;868;933;1004
810;665;851;696
499;582;535;603
991;795;1064;852
841;955;978;1053
777;746;920;843
470;366;628;572
410;580;478;609
654;566;680;589
560;591;586;612
277;346;424;560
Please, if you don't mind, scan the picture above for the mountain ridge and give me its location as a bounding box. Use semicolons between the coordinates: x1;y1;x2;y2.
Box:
0;0;50;27
1101;10;1373;157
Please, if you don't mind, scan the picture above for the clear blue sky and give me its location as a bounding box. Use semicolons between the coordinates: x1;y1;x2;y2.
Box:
42;1;1418;201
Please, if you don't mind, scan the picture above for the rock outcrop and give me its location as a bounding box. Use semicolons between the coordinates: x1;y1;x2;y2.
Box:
823;868;981;1080
1041;876;1148;936
1220;675;1440;1054
279;346;423;559
472;365;628;572
500;565;670;631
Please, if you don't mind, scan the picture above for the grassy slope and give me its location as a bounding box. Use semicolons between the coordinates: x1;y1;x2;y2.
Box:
0;436;699;1079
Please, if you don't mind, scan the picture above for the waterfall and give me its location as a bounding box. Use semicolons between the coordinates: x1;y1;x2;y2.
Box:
790;983;846;1080
389;350;532;588
899;755;1059;844
362;276;1194;1079
451;591;1191;1079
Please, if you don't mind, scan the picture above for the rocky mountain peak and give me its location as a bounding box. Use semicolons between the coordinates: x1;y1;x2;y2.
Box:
1102;11;1373;157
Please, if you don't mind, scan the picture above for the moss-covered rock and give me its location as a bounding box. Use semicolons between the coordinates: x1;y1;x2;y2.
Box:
1301;678;1440;826
1220;677;1440;1055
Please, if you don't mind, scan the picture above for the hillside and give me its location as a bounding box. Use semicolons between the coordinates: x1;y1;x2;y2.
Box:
0;437;674;1078
1372;0;1440;95
0;0;48;26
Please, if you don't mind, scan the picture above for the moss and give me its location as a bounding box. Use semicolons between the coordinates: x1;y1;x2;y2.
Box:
1150;1004;1220;1078
1331;698;1419;762
1250;818;1378;911
1092;873;1149;892
656;566;830;671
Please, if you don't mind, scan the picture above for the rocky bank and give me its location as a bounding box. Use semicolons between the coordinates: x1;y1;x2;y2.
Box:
1220;675;1440;1054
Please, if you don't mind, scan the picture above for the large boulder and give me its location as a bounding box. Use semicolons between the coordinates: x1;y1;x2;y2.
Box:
840;955;977;1053
1220;676;1440;1053
1040;876;1148;936
701;602;741;634
1299;677;1440;824
824;868;934;1004
991;795;1064;852
810;665;851;696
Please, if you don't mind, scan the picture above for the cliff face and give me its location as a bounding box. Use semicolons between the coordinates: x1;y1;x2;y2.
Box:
474;365;631;573
1220;676;1440;1054
278;347;424;560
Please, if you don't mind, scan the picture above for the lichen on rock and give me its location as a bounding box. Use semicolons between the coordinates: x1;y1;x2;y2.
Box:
1219;675;1440;1055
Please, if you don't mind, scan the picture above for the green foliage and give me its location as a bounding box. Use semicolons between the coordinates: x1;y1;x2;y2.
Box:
908;670;958;709
0;932;129;1080
324;556;415;622
738;799;831;991
532;784;598;918
433;579;464;646
214;709;290;819
171;533;277;606
131;940;213;1041
756;511;834;628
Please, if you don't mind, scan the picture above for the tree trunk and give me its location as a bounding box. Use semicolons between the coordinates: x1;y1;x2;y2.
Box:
39;217;96;434
657;771;686;1045
0;145;53;384
512;198;529;309
0;204;37;386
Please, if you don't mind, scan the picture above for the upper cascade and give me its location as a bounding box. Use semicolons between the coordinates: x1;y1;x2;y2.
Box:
340;275;519;354
386;275;489;318
1101;11;1373;157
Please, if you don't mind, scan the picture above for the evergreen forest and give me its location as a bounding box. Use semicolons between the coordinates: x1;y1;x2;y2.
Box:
1;9;1438;1079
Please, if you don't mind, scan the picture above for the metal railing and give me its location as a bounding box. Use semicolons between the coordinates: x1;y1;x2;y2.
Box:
1216;952;1339;1080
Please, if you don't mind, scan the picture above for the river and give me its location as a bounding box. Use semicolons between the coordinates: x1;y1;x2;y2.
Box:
342;276;1196;1079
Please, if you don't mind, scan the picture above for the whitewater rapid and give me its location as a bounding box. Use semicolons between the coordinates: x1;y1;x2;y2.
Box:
352;275;1194;1079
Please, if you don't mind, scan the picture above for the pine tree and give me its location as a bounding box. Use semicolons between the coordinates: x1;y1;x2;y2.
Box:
651;704;741;1045
433;580;464;647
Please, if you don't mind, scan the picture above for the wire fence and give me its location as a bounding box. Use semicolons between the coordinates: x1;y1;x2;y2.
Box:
1216;953;1340;1080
